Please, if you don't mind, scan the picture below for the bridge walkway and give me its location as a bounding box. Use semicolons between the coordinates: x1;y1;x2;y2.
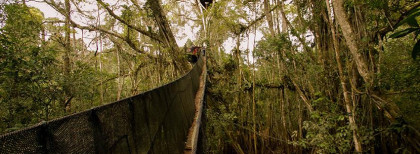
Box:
0;53;207;154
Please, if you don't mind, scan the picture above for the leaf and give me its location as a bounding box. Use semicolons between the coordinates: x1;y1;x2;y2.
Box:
407;7;420;16
406;18;420;28
412;39;420;60
395;9;420;28
389;28;419;38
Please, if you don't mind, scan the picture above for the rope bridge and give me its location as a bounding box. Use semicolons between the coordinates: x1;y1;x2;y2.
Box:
0;53;207;154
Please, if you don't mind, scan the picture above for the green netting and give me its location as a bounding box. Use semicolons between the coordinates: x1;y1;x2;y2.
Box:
0;55;205;154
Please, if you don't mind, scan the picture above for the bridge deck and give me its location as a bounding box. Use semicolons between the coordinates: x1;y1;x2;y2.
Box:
185;56;206;154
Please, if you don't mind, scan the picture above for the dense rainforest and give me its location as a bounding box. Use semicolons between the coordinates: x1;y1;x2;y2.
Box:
0;0;419;153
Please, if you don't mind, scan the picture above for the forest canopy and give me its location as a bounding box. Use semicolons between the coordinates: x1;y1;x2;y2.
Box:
0;0;419;153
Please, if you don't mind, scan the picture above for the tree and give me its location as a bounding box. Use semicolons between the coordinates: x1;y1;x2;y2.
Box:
0;4;60;132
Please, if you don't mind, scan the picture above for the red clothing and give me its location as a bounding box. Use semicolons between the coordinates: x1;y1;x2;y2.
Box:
193;48;199;55
191;47;200;55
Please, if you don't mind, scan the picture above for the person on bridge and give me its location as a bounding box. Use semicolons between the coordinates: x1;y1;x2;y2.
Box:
187;46;201;63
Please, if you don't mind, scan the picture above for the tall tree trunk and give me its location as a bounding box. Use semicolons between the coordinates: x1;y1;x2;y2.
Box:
332;0;402;123
41;26;46;43
278;0;288;33
279;0;315;61
116;47;122;100
64;0;72;112
252;55;257;154
64;0;71;77
235;35;242;94
146;0;188;72
252;5;258;153
73;27;76;51
98;5;104;105
264;0;275;35
99;53;104;104
290;78;313;113
326;0;363;152
331;0;372;85
280;88;289;153
82;30;85;55
298;100;303;154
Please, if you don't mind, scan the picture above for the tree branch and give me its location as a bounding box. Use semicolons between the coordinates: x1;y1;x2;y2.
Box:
44;0;160;60
242;4;280;33
96;0;163;43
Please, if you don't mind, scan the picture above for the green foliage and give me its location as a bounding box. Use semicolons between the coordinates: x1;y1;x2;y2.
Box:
379;35;420;129
0;4;60;132
121;5;139;47
396;7;420;28
390;7;420;59
2;4;43;41
297;95;353;153
0;3;111;133
0;0;419;153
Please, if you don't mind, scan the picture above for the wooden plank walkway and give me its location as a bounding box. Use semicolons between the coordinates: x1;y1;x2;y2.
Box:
184;56;206;154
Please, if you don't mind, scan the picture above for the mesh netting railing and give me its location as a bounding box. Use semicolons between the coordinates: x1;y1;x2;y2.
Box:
0;56;205;154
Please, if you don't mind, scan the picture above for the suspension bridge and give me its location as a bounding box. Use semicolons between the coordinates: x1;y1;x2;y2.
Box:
0;53;207;154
